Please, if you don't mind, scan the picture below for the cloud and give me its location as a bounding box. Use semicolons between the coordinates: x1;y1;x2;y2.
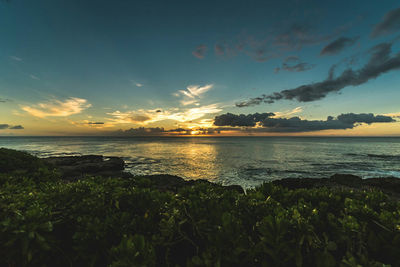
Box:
276;56;315;73
115;127;166;136
175;84;213;106
214;112;395;132
30;74;40;80
214;112;275;127
320;37;359;56
9;125;24;129
273;21;354;51
87;122;104;125
107;110;153;124
179;84;213;98
130;80;143;87
113;126;220;136
215;44;225;56
272;107;303;118
236;41;400;107
0;124;24;130
107;104;222;125
384;112;400;118
371;7;400;38
192;45;207;59
0;98;11;103
21;97;91;118
9;56;22;61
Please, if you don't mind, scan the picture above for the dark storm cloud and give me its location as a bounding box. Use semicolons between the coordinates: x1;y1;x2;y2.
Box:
320;37;359;56
0;124;24;130
192;45;207;59
236;41;400;107
336;113;394;124
276;56;315;72
213;113;395;132
214;112;275;127
371;7;400;38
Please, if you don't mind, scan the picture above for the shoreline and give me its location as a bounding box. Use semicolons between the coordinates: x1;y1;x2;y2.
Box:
40;153;400;199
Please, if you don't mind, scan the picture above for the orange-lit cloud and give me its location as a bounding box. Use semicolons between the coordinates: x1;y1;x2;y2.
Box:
107;104;222;126
272;106;303;118
384;112;400;118
21;97;91;118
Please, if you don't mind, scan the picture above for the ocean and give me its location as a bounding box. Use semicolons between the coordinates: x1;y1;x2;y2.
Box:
1;136;400;187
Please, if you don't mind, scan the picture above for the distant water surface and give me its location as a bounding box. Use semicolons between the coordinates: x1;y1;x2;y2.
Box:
1;136;400;187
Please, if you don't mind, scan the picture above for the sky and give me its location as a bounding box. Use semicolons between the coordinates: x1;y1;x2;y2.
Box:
1;0;400;136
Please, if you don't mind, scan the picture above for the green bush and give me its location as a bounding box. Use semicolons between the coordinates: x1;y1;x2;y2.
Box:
1;149;400;266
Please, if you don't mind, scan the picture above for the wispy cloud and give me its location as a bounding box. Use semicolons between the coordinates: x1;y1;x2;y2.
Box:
9;56;22;62
192;45;207;59
275;56;315;73
175;84;214;106
371;7;400;38
0;124;24;130
272;107;303;118
30;74;40;80
0;98;11;103
130;80;143;87
384;112;400;118
107;104;222;125
320;37;359;56
21;97;91;118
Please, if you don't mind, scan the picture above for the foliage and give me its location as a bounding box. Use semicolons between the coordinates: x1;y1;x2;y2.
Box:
1;149;400;266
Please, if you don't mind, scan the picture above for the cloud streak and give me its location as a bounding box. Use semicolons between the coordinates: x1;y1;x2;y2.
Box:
108;104;222;125
275;56;315;73
0;98;11;103
371;7;400;38
192;45;207;59
320;37;359;56
214;112;395;132
9;56;22;61
0;124;24;130
175;84;213;106
21;97;91;118
237;41;400;107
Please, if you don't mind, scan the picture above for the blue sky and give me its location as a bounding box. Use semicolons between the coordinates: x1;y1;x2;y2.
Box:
1;0;400;135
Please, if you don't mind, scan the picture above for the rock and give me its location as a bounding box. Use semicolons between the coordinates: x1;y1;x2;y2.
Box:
273;178;326;189
364;177;400;195
330;173;362;186
43;155;126;179
142;174;244;193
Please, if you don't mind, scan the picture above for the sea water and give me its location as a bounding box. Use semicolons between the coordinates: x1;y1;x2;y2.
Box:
1;136;400;187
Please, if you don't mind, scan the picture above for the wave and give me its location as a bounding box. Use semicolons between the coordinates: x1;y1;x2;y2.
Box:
345;153;400;160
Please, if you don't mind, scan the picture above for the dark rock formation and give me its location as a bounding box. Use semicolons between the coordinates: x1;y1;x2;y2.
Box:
143;174;244;194
43;155;132;179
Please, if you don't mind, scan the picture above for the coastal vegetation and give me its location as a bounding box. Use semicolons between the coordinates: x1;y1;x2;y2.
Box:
1;148;400;266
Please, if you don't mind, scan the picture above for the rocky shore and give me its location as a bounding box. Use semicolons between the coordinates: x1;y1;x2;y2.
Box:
42;154;400;198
